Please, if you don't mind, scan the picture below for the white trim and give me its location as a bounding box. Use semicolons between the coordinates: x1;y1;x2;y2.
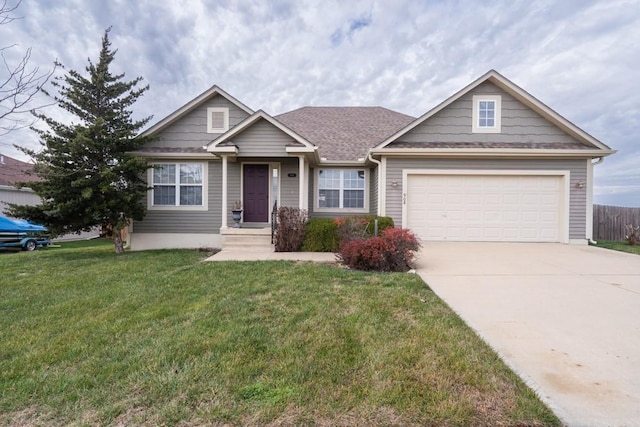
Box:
313;168;369;214
367;153;383;216
0;184;34;192
298;156;305;210
207;107;229;133
207;110;316;151
586;158;594;240
240;162;274;223
148;162;208;211
401;169;570;244
380;156;388;216
369;148;614;157
129;232;223;251
472;95;501;133
271;162;282;213
135;152;216;159
221;155;228;229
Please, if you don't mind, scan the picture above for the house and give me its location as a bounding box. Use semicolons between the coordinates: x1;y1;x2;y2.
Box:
0;154;41;217
130;70;615;250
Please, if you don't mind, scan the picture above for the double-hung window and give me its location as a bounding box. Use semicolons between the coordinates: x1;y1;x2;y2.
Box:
152;163;205;208
317;169;366;211
472;95;501;133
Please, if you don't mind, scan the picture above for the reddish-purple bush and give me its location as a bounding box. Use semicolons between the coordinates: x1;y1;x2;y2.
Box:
337;228;420;272
274;207;308;252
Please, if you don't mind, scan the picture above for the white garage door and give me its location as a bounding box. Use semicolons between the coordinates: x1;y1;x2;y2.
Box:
406;174;563;242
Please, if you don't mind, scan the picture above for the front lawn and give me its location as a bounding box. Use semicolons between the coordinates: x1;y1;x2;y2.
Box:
0;244;559;426
594;240;640;255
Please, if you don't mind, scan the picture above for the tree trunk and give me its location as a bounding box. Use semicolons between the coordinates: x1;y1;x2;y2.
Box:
113;229;125;254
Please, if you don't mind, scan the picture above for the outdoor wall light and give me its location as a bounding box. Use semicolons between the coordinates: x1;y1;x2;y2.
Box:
576;181;585;189
391;180;399;188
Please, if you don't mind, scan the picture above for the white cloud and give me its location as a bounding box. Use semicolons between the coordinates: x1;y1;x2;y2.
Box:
1;0;639;205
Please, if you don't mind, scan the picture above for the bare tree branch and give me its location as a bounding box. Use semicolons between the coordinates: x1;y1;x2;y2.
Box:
0;0;56;136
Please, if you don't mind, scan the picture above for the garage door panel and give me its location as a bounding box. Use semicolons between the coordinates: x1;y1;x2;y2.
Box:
406;174;563;242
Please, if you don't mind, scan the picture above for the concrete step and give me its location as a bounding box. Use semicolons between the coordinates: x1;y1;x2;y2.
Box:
222;233;274;252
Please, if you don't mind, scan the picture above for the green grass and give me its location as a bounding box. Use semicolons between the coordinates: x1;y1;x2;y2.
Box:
0;243;560;426
594;240;640;255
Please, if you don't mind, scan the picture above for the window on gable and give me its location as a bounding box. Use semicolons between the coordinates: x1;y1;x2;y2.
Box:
472;95;501;133
317;169;366;211
152;163;204;207
207;107;229;133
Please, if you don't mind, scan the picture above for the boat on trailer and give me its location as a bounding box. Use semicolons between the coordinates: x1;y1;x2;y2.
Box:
0;216;51;251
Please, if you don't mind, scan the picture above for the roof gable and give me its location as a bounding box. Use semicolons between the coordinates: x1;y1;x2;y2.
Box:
276;107;414;161
141;85;254;137
376;70;612;153
207;110;316;155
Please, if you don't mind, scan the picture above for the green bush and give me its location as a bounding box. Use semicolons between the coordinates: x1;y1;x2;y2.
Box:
302;218;339;252
301;216;395;252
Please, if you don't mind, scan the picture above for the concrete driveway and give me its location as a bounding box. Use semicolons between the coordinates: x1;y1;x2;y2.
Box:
415;243;640;427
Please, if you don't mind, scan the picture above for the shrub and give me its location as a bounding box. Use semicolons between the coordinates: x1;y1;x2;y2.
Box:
337;227;420;272
274;207;308;252
625;224;640;246
302;218;339;252
334;215;395;245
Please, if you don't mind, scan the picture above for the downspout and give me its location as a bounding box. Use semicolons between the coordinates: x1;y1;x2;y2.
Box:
588;157;604;245
368;153;383;216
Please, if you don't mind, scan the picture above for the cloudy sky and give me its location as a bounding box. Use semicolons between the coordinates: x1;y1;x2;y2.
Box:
1;0;638;206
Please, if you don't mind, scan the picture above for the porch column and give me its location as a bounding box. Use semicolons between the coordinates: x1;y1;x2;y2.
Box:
298;155;305;210
221;155;228;229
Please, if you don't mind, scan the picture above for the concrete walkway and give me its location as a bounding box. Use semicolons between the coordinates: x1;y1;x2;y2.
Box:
205;249;337;262
415;242;640;426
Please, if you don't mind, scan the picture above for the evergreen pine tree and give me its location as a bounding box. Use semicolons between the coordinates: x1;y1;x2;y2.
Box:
8;28;153;253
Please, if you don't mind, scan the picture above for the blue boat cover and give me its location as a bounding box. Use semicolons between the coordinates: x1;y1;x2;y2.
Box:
0;216;47;232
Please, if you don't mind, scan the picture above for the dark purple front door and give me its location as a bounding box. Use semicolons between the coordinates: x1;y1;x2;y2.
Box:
243;164;269;222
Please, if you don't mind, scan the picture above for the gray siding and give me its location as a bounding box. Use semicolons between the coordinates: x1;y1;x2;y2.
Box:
279;158;300;208
398;82;582;145
234;120;297;157
146;95;250;149
134;160;222;233
0;188;40;216
384;158;588;240
370;165;378;216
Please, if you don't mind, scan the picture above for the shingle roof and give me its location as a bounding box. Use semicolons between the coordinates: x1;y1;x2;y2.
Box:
0;154;37;186
276;107;415;161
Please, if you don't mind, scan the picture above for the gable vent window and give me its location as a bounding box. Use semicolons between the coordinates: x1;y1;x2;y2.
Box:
472;95;501;133
207;107;229;133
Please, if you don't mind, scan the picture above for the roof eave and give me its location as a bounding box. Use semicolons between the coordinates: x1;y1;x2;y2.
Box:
370;148;616;158
140;85;254;137
206;110;316;150
207;146;239;154
132;151;219;159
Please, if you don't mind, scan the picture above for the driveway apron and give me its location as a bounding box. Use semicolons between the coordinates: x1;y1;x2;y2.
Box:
415;243;640;427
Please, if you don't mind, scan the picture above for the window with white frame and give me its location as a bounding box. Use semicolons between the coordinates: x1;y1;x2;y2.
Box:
207;107;229;133
152;163;204;207
317;169;366;210
472;95;501;133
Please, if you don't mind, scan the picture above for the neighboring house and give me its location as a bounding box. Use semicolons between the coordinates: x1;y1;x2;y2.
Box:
0;154;40;216
130;70;615;250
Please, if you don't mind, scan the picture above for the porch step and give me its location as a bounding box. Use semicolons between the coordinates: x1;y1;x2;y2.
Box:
221;228;274;252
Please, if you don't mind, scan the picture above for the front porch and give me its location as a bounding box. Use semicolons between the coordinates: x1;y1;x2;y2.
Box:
220;227;273;252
